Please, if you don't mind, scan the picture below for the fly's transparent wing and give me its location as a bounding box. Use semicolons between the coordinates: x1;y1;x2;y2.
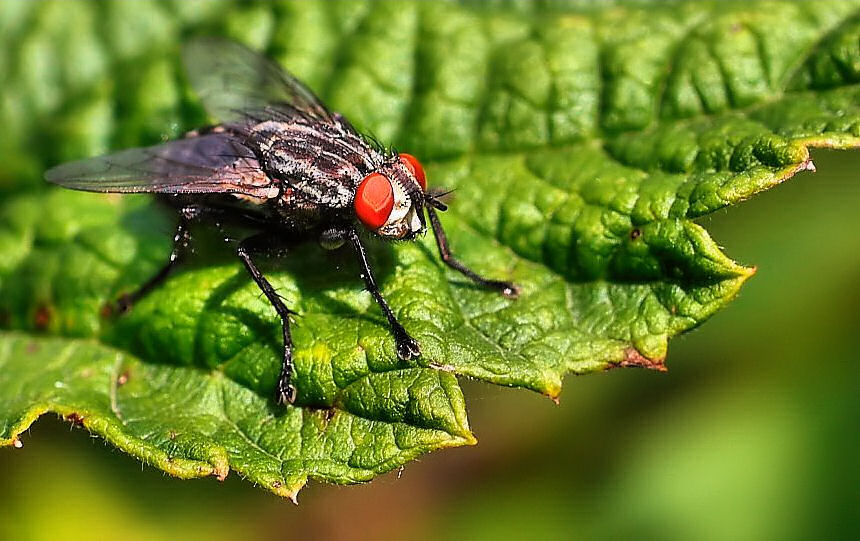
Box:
45;133;276;198
182;37;333;125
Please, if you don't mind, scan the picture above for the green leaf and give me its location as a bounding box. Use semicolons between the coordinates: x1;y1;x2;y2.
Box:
1;0;859;498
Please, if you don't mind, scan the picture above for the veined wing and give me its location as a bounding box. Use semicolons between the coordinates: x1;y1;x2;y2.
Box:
182;37;333;125
45;133;276;198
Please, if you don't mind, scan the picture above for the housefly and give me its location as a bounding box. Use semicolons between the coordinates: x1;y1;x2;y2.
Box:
46;38;519;405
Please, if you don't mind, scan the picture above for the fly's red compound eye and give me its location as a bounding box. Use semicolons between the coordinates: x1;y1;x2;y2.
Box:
398;153;426;191
355;173;394;229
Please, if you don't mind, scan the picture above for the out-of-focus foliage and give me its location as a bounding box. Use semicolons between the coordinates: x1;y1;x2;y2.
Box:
0;0;858;501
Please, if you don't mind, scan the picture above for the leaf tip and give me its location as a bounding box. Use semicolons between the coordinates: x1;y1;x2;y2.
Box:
272;480;302;504
542;381;563;404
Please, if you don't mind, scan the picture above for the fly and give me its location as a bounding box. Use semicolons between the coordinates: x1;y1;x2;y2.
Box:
45;38;519;405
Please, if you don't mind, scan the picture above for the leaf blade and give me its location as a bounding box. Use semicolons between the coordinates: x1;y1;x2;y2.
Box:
0;0;858;498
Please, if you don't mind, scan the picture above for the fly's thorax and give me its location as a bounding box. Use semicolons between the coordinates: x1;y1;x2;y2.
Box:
248;119;372;211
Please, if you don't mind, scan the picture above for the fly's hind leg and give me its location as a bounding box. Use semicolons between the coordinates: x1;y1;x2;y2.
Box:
237;233;298;405
110;205;206;315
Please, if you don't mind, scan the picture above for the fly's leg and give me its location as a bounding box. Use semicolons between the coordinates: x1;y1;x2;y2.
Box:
112;205;205;315
425;205;520;298
347;229;421;360
237;234;297;405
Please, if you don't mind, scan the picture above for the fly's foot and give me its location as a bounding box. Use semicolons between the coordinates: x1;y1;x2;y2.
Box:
395;329;421;360
101;294;133;319
116;293;134;314
488;281;521;299
275;374;297;405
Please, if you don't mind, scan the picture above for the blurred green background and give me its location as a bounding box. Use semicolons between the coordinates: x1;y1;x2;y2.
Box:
0;0;858;539
1;150;857;539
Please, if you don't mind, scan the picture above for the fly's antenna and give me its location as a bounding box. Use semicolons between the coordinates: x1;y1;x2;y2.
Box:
424;193;449;211
425;188;455;211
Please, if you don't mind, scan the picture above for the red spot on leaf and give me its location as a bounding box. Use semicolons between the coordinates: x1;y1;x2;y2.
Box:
65;412;85;426
100;302;115;319
34;304;52;330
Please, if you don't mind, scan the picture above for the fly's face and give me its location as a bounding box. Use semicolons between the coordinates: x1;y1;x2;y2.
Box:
354;153;428;240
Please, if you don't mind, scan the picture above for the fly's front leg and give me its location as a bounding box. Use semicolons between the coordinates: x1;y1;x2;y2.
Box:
425;205;520;298
347;229;421;360
237;234;297;405
112;205;205;315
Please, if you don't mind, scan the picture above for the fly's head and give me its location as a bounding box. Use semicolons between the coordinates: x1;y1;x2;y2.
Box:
354;153;433;240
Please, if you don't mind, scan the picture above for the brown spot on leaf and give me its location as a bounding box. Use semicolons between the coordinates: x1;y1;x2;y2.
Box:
630;228;642;240
272;480;282;489
168;430;178;440
307;405;338;425
100;302;115;319
34;304;52;330
117;370;130;386
619;347;667;372
65;412;85;426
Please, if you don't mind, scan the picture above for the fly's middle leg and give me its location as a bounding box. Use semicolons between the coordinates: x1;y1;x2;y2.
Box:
347;229;421;360
237;233;298;405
